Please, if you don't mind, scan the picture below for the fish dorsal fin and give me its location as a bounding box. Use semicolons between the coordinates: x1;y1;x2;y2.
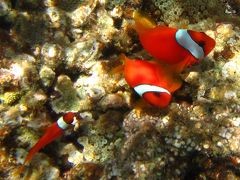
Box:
133;11;156;35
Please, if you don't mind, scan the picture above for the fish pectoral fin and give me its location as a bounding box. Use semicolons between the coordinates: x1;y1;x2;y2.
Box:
160;72;183;93
168;76;183;92
133;11;156;35
154;61;183;92
168;56;194;74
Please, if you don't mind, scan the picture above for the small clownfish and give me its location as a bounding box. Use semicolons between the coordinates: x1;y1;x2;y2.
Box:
133;11;216;73
24;112;76;164
123;55;182;108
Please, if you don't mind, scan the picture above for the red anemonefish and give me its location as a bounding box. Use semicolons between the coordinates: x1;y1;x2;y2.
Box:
133;11;216;73
123;55;182;108
24;112;76;164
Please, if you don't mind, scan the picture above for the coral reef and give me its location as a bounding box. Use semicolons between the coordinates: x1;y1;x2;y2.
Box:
51;75;83;113
0;0;240;179
152;0;225;26
0;91;22;105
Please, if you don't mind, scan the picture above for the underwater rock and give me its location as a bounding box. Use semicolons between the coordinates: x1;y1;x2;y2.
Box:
70;0;98;27
63;163;104;180
15;148;61;179
60;143;83;165
222;53;240;81
74;61;129;105
75;70;107;101
13;13;48;44
17;0;41;9
96;9;118;43
98;92;128;111
95;110;123;135
0;68;19;92
64;38;102;71
20;89;47;110
0;1;11;16
106;0;127;10
0;105;22;126
51;75;85;113
39;65;56;88
41;43;63;70
9;54;38;90
46;7;67;28
215;24;235;52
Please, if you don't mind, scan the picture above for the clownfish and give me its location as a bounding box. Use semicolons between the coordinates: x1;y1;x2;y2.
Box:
123;55;182;108
133;11;216;73
24;112;76;164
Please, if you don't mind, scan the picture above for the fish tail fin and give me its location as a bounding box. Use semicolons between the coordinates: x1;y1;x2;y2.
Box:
133;11;156;35
24;122;64;164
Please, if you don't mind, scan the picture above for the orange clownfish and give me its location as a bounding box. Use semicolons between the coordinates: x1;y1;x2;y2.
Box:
24;112;76;164
133;12;216;73
123;55;182;108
